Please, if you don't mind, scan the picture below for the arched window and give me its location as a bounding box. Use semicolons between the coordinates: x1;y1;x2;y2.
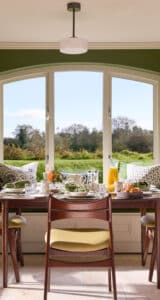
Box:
0;64;159;183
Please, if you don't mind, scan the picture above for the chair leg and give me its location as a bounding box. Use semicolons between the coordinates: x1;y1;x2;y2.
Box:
111;265;117;300
108;269;112;292
149;234;157;282
8;229;20;282
16;228;24;267
141;224;146;266
142;229;151;266
44;262;50;300
142;228;154;266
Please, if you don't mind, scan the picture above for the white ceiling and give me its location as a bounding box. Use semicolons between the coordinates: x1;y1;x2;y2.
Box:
0;0;160;49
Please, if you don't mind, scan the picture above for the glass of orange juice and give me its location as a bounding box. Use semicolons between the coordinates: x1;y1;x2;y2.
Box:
107;162;119;192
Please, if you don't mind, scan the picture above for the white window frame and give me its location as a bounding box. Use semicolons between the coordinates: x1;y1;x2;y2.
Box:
0;64;159;182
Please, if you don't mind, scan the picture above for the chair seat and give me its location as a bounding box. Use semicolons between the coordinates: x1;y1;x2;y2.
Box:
45;228;110;252
0;214;27;228
141;214;155;228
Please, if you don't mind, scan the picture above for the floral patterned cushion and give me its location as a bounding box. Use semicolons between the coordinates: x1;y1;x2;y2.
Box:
8;162;37;181
0;162;37;190
127;163;160;187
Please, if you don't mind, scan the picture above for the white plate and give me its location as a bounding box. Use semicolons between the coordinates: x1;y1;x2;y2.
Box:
143;191;152;196
67;193;95;199
68;191;88;197
2;188;25;194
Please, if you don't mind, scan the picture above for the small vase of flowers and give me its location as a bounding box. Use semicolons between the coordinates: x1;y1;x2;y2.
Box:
47;171;62;183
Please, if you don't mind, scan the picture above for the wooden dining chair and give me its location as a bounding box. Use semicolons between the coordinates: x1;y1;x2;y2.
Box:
0;211;27;282
141;212;155;266
140;212;157;282
14;208;26;267
44;194;117;300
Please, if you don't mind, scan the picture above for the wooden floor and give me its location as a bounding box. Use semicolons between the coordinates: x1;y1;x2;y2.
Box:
0;254;160;299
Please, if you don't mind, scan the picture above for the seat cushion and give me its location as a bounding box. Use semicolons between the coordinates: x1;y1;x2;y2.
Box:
0;214;27;228
141;214;155;228
45;228;110;252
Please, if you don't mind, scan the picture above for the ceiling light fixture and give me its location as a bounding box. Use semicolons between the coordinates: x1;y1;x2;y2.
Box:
60;2;88;55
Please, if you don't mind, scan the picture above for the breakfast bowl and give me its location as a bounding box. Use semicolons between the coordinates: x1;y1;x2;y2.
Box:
116;192;129;199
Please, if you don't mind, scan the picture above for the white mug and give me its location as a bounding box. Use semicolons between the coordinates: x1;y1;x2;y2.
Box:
114;181;123;192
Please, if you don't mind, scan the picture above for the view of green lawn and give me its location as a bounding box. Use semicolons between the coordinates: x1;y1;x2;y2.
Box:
5;150;153;183
3;115;153;184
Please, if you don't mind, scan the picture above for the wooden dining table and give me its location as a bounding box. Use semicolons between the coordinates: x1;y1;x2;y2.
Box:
1;192;160;289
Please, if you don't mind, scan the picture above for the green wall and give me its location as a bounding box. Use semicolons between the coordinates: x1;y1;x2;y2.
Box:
0;49;160;73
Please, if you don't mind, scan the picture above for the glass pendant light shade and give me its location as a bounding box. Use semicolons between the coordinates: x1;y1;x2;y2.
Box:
60;36;88;54
60;2;88;55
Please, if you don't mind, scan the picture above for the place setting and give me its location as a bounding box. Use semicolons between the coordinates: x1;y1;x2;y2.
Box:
47;170;107;200
0;179;49;198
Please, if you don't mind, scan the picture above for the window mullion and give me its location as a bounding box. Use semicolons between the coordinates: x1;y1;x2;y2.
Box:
153;81;160;163
103;71;112;184
0;83;3;162
46;71;54;170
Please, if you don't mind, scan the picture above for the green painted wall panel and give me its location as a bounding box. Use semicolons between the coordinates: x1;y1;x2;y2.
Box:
0;49;160;73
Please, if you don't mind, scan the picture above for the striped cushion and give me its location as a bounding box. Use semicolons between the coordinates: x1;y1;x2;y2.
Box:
45;228;110;252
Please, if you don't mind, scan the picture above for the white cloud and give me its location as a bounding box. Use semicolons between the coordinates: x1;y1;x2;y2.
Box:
137;120;153;130
6;109;45;120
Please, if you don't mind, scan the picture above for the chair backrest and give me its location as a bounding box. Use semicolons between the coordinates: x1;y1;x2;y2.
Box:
46;194;114;252
48;195;112;223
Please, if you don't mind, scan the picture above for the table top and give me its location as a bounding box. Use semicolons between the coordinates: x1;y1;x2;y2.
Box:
0;191;160;210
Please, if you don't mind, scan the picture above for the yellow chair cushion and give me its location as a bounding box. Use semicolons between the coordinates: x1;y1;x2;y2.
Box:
0;215;27;229
45;228;110;252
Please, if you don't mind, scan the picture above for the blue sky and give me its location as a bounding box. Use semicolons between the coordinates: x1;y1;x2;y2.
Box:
112;77;153;130
3;72;153;137
54;71;103;132
4;77;46;137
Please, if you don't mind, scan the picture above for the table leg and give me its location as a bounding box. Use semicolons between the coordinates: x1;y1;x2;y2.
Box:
1;200;8;288
140;208;146;266
155;203;160;288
